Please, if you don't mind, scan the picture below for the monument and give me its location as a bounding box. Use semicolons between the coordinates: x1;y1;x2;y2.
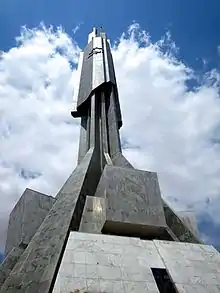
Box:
1;28;220;293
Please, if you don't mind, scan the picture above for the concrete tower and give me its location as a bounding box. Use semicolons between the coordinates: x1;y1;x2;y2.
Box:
1;28;220;293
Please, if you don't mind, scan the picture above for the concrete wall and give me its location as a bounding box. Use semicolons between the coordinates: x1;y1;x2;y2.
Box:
163;201;200;244
4;188;55;256
95;165;168;239
53;232;220;293
178;210;199;237
0;246;24;288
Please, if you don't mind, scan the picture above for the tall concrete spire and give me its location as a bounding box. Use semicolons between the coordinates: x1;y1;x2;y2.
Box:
1;28;220;293
72;26;122;168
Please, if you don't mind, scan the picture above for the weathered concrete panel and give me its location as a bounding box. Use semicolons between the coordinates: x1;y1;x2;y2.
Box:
55;235;220;292
111;152;134;169
95;165;168;238
78;115;89;165
52;232;162;293
0;148;96;293
175;283;220;293
0;247;24;288
4;197;23;257
106;90;122;158
163;201;201;243
4;189;55;256
178;210;199;237
154;240;220;291
79;196;106;233
53;234;220;293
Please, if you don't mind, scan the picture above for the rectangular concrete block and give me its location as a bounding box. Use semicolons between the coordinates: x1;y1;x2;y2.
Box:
79;196;106;233
4;188;55;256
52;232;163;293
95;165;168;239
52;233;220;293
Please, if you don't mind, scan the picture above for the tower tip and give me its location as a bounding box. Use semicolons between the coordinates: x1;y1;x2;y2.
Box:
88;26;107;43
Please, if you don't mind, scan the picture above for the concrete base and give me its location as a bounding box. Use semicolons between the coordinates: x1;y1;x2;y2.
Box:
52;232;220;293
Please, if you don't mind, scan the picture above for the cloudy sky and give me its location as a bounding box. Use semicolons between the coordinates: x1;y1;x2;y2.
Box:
1;0;220;261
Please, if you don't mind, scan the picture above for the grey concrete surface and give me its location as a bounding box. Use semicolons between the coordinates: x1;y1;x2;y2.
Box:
95;165;167;238
3;27;217;293
0;247;24;288
163;201;201;244
106;90;122;158
112;152;134;169
72;28;122;129
4;188;55;256
154;240;220;292
79;196;106;233
0;148;96;293
178;210;199;237
52;232;162;293
53;232;220;293
78;115;89;165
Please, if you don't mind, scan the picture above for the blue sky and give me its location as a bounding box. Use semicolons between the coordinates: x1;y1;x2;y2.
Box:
1;0;220;71
0;0;220;262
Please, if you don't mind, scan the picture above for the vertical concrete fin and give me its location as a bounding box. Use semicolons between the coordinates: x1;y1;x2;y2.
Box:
0;247;24;289
163;200;201;244
178;210;199;237
0;149;96;293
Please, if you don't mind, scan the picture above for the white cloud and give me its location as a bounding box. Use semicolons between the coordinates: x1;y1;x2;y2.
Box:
113;25;220;218
1;23;220;250
0;24;81;249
